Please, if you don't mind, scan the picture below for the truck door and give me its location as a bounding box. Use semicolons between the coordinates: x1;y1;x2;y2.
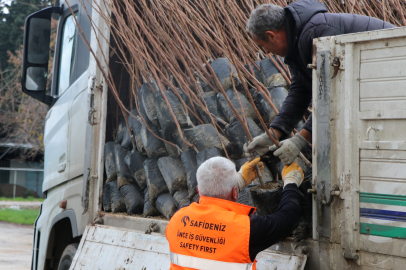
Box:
314;28;406;266
345;29;406;260
42;0;91;191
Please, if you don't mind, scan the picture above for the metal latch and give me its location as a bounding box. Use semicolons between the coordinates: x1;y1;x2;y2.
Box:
321;184;341;206
88;77;96;125
331;57;341;79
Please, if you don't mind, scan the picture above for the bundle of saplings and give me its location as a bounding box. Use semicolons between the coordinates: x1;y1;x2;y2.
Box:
115;144;144;215
183;124;232;154
143;187;160;217
128;109;146;154
140;118;168;158
217;89;258;123
260;56;288;88
154;90;189;139
115;117;126;144
225;118;263;158
102;56;313;220
139;83;160;126
251;87;288;125
245;61;265;85
144;158;169;207
180;149;198;199
103;142;126;213
125;150;148;189
196;148;222;168
196;91;226;124
211;58;244;91
158;156;188;195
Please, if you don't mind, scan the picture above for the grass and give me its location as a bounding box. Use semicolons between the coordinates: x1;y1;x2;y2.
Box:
0;196;44;202
0;208;40;225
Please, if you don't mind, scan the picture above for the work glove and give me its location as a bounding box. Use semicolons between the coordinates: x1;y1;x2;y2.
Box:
269;133;308;165
243;133;275;158
237;158;264;189
281;161;304;188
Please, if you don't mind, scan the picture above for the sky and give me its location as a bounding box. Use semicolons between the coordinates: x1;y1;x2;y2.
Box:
1;0;13;14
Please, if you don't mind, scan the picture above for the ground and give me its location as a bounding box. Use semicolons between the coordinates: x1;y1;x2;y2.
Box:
0;221;33;270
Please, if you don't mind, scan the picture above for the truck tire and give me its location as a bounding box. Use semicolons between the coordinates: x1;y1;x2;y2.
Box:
57;243;79;270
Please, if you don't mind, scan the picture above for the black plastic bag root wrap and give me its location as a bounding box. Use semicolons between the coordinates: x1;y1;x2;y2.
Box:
197;91;226;124
196;148;222;168
191;193;200;203
237;184;256;208
121;120;133;150
126;150;148;189
140;118;168;158
244;61;265;85
173;190;191;209
104;142;117;183
211;58;243;91
115;117;126;144
144;158;169;207
252;87;288;124
158;156;188;195
171;129;190;152
102;183;112;212
217;89;258;123
184;124;232;153
225;118;263;158
139;83;160;126
156;193;178;219
143;187;160;217
250;182;283;216
114;144;136;189
128;109;146;155
107;180;126;213
120;183;144;215
154;90;189;139
260;56;288;88
181;149;198;199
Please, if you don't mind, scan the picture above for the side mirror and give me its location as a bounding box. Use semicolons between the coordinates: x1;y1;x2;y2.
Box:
21;6;62;105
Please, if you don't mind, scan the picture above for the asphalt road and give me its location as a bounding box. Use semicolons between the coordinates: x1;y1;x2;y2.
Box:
0;221;33;270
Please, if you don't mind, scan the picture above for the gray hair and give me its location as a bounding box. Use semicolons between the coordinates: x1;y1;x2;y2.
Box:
246;4;286;40
196;157;238;200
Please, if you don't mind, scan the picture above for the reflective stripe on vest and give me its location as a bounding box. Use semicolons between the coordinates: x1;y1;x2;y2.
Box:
170;252;253;270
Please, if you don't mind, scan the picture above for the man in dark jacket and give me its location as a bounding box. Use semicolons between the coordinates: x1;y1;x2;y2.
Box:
246;0;394;164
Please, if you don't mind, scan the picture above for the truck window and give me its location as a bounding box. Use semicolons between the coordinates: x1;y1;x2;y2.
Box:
57;14;78;95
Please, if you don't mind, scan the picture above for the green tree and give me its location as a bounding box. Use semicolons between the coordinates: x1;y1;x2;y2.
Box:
0;0;52;71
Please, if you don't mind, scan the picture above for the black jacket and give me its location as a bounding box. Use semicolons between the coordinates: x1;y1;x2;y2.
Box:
270;0;394;135
249;183;302;261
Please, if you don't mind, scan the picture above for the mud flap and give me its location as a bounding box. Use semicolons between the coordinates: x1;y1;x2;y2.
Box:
71;225;306;270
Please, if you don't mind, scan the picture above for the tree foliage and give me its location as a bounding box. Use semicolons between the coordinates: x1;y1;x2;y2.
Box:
0;0;54;159
0;0;52;71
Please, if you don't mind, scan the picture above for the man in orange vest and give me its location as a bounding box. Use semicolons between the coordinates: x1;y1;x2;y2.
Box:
166;157;303;269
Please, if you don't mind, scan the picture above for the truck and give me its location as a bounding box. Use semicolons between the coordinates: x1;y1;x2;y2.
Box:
22;1;406;269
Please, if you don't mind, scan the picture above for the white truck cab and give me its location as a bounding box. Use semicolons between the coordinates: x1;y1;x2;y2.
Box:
22;1;406;269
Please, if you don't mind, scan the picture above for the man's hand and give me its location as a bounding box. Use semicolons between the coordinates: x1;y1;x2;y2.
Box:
282;161;304;187
244;133;275;157
237;158;264;189
269;133;308;165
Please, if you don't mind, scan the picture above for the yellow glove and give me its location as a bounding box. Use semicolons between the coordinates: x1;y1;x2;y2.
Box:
237;158;264;189
281;161;304;187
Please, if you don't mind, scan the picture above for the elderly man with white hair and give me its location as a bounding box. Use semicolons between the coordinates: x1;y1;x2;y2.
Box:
166;157;303;269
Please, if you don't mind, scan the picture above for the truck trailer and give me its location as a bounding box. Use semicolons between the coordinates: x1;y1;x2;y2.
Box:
22;1;406;269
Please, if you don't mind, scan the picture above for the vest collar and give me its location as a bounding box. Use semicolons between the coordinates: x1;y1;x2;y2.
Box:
199;196;256;216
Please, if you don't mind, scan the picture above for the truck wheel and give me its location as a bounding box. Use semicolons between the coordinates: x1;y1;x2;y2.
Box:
57;243;79;270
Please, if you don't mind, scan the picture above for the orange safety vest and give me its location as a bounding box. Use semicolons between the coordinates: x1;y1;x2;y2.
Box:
166;195;257;270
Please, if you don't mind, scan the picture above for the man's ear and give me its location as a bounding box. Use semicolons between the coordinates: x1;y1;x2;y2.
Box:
232;186;239;202
196;186;200;195
265;30;277;40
